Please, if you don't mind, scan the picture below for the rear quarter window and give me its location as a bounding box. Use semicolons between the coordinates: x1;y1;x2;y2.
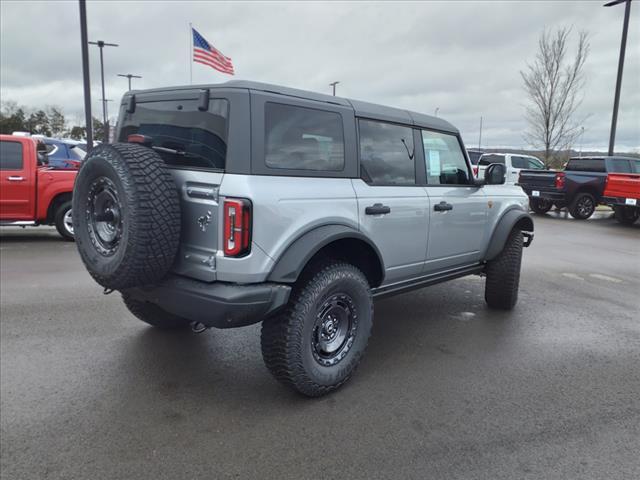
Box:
264;102;345;171
0;141;24;170
118;98;229;170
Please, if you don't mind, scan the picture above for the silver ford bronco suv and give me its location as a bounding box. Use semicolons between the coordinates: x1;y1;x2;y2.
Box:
73;81;534;396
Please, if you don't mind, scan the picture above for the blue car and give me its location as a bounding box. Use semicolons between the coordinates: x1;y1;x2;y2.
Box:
39;137;85;169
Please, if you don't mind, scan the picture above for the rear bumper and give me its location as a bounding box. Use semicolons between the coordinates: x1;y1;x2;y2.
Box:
602;196;639;208
125;276;291;329
521;188;565;202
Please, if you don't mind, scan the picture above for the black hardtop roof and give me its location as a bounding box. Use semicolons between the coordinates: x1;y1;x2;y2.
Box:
126;80;458;134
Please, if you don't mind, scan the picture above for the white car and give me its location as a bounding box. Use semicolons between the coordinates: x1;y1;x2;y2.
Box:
475;153;544;185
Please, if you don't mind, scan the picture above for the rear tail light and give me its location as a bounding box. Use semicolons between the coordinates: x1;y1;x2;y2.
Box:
555;172;566;190
127;134;152;146
223;198;252;257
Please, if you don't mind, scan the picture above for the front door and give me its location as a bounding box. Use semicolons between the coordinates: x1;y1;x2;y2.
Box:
420;130;487;272
353;119;429;284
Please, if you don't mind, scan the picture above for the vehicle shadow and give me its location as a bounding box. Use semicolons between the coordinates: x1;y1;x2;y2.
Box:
0;228;63;243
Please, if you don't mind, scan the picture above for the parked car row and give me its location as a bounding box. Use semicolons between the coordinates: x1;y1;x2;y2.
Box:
517;156;640;224
11;132;86;170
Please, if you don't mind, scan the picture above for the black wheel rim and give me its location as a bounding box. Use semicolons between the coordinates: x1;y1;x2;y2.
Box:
577;196;594;217
312;293;358;367
86;176;123;256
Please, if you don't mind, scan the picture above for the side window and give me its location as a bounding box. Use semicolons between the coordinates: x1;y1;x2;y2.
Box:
528;157;544;169
358;120;415;185
565;158;606;172
478;154;505;166
511;156;528;169
634;160;640;173
265;103;345;171
422;130;470;185
0;141;24;170
608;158;632;173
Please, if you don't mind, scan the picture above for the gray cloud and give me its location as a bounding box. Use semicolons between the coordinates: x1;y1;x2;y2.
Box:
1;0;638;151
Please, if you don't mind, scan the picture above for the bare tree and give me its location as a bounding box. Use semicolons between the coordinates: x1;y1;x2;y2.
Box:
521;27;589;167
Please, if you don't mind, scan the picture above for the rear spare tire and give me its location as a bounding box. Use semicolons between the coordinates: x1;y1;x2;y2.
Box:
72;143;181;290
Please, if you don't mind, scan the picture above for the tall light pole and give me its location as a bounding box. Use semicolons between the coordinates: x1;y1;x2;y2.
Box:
603;0;632;156
579;126;585;157
89;40;118;142
78;0;93;150
434;107;440;117
329;81;340;96
478;116;483;151
117;73;142;91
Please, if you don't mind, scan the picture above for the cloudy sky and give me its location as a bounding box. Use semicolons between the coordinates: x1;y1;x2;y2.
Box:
1;0;638;151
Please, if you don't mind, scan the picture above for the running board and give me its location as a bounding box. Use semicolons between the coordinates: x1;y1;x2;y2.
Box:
0;220;37;226
372;264;484;299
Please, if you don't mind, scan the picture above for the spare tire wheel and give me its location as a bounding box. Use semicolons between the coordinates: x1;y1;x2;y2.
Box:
72;143;181;290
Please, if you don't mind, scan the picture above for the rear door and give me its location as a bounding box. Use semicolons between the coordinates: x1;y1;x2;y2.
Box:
352;119;429;284
420;130;487;272
0;138;36;220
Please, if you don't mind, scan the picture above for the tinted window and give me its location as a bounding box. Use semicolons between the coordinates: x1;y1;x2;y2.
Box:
634;160;640;173
0;141;23;170
565;158;606;172
265;103;344;171
422;130;470;185
359;120;415;185
608;158;632;173
119;99;229;170
478;154;505;166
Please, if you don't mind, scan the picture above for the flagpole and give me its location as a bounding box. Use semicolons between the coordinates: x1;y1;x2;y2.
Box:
189;22;193;85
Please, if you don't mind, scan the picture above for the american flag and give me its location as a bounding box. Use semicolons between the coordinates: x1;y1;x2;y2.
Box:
192;27;235;75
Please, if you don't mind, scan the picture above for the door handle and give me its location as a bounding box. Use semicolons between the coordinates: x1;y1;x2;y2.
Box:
434;201;453;212
7;176;25;182
365;203;391;215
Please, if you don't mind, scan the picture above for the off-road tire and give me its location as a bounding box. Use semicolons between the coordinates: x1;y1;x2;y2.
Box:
484;229;523;310
613;205;639;225
529;198;552;214
54;201;74;241
122;294;189;329
73;143;181;290
261;261;373;397
569;192;596;220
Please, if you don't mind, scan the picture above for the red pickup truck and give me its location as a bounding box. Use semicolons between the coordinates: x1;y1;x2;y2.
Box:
0;134;76;240
602;173;640;225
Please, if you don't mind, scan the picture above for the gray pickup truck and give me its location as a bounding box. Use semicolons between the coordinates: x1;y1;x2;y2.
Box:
72;81;534;396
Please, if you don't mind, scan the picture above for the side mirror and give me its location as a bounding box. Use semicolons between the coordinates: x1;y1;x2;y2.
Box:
485;163;506;185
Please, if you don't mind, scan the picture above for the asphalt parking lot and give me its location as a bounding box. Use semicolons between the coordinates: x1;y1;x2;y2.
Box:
1;211;639;480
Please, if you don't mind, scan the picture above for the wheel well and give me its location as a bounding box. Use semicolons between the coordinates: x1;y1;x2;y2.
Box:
302;238;384;288
46;193;72;223
515;216;534;233
573;186;600;202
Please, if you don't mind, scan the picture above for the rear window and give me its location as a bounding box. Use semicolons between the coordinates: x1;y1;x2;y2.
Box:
478;154;505;166
118;98;229;170
264;103;345;171
0;141;23;170
565;158;606;172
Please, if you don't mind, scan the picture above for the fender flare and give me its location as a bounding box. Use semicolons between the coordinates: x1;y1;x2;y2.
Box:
483;208;534;261
267;224;385;284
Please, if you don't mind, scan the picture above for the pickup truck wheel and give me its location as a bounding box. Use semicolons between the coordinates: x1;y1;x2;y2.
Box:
529;198;552;214
613;205;639;225
484;229;523;310
569;193;596;220
261;261;373;397
122;294;189;329
72;143;181;290
54;201;74;241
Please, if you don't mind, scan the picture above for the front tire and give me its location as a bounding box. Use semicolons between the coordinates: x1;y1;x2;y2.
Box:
122;294;189;329
613;205;639;225
54;201;74;241
484;229;523;310
569;192;596;220
529;198;552;214
261;261;373;397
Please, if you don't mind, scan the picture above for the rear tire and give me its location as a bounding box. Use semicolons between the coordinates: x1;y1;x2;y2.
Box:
484;229;523;310
529;198;552;214
54;201;74;241
613;205;639;225
122;294;189;329
261;261;373;397
569;192;596;220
